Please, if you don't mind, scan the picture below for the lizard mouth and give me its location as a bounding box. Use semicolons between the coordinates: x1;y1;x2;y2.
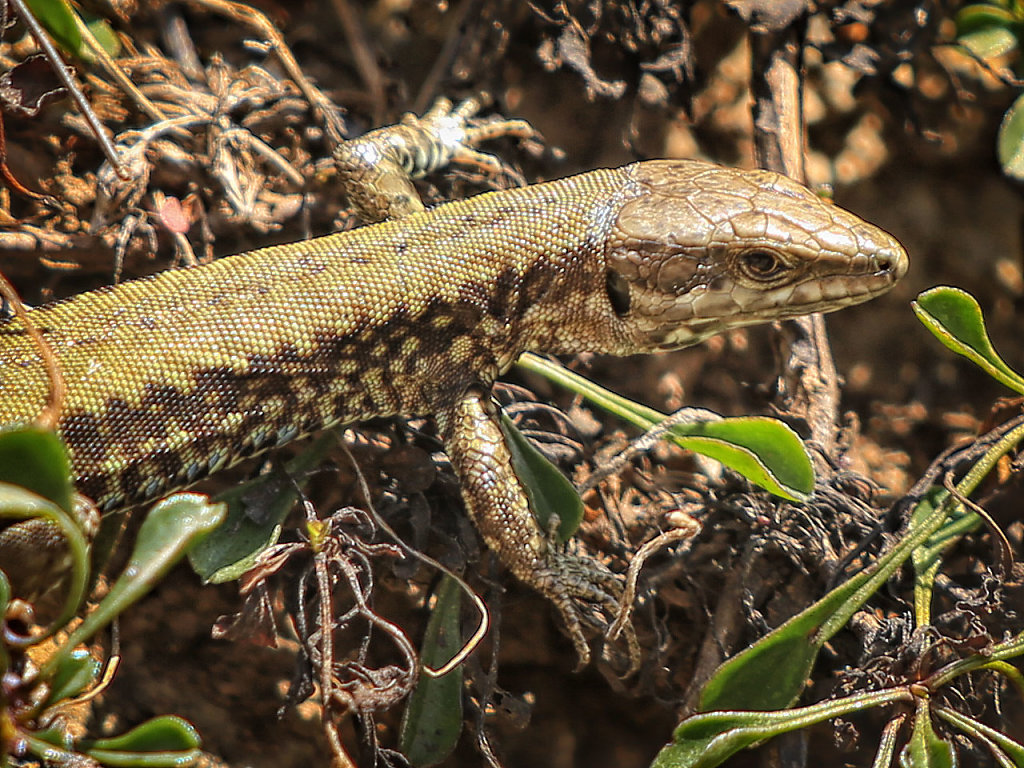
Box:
768;239;908;317
647;245;908;352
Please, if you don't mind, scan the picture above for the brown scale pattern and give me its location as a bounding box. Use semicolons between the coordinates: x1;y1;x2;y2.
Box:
0;158;908;664
0;159;909;517
1;168;630;510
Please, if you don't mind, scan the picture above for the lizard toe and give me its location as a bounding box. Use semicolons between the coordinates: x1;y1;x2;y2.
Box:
532;553;625;670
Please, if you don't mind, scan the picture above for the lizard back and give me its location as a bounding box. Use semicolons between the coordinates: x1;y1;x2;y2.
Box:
0;168;630;510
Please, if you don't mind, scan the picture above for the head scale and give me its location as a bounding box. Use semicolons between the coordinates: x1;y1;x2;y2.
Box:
603;160;908;351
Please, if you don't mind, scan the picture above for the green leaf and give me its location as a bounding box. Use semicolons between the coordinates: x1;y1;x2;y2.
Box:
960;24;1020;59
0;428;84;620
43;647;101;709
673;421;1024;766
913;286;1024;393
189;433;333;582
82;716;202;766
84;715;201;753
516;354;813;501
83;14;121;58
400;575;465;766
24;0;83;56
899;699;955;768
187;476;287;583
910;488;949;627
43;494;225;676
0;482;90;640
956;4;1017;36
698;618;819;712
999;93;1024;179
928;632;1024;693
698;480;971;714
499;412;583;542
652;688;905;768
22;732;84;764
936;706;1024;765
667;418;813;503
658;417;1024;767
0;426;74;513
956;4;1021;59
652;710;773;768
84;749;202;767
33;710;201;766
907;482;998;627
873;718;905;768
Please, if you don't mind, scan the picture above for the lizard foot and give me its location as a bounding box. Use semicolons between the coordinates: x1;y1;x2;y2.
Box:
530;551;638;670
334;96;537;222
437;389;640;670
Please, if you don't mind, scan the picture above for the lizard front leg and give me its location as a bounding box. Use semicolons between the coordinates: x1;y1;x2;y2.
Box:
436;386;622;667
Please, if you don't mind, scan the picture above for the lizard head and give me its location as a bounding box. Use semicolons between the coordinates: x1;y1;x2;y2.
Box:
603;160;908;352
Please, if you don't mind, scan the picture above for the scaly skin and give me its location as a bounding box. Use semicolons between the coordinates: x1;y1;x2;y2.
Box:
0;159;907;662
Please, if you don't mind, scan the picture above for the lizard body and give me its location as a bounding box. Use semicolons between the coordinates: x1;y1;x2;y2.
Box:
0;154;907;661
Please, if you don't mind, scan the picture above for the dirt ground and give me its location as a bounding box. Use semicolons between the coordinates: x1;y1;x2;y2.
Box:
3;2;1024;767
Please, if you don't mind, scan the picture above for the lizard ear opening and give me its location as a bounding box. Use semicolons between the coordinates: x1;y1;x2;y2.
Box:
606;270;631;317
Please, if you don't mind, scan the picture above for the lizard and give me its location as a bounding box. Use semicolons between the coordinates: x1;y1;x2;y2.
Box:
0;99;908;664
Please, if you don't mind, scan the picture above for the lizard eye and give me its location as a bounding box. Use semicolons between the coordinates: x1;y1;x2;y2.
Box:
606;270;631;317
738;249;786;281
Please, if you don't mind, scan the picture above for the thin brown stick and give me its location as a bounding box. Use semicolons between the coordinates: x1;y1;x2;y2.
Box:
608;522;700;677
750;24;841;451
185;0;347;145
8;0;127;179
73;13;166;123
337;440;489;677
942;471;1014;578
301;500;357;768
329;0;387;125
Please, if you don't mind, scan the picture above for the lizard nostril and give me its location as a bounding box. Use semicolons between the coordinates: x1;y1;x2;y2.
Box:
874;250;904;275
874;247;909;279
